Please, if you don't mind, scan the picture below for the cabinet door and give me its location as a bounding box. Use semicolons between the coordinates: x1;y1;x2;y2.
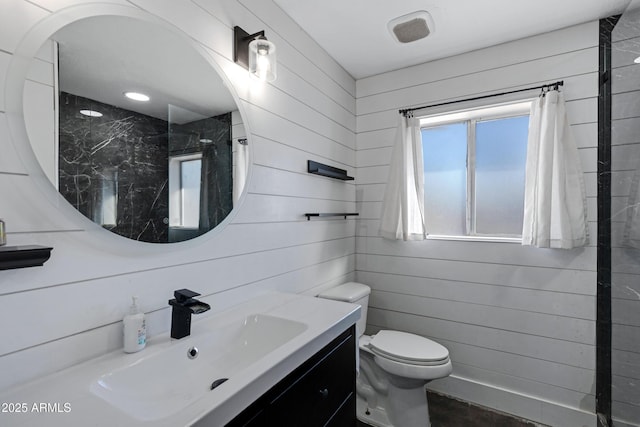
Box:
268;331;356;427
225;327;356;427
227;407;267;427
326;393;356;427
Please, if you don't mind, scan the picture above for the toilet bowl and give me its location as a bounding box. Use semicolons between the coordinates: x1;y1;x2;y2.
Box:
317;282;452;427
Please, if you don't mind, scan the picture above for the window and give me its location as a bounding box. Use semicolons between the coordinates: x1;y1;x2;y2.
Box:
169;154;202;228
93;168;118;226
179;158;202;228
420;101;531;240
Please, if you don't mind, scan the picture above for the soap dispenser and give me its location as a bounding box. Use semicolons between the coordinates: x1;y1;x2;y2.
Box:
123;296;146;353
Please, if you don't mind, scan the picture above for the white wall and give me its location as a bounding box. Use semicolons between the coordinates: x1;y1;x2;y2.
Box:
23;40;57;185
0;0;356;391
611;8;640;427
355;22;600;426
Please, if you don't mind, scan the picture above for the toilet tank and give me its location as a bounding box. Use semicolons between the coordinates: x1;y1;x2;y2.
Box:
317;282;370;337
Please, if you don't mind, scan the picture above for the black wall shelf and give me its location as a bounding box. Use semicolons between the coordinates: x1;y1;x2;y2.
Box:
307;160;354;181
0;245;53;270
305;213;359;220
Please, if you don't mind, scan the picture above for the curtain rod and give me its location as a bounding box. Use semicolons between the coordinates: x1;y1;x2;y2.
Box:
398;80;564;117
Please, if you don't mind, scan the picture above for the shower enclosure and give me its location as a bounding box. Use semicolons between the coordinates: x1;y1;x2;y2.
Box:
57;94;233;244
609;4;640;426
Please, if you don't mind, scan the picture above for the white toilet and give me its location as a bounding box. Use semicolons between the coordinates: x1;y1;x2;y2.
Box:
318;282;452;427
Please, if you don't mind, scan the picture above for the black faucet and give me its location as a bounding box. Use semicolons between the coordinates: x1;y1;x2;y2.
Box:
168;289;211;339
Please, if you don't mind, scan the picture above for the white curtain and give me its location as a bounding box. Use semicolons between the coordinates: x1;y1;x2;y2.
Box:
522;90;589;249
233;139;249;205
379;114;426;241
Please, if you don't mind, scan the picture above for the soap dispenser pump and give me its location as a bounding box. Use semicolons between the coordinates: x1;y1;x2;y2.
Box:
123;296;146;353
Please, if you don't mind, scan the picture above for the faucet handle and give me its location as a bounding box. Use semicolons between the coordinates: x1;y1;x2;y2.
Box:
174;289;201;303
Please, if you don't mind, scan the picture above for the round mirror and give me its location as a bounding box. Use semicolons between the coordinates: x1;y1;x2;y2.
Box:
24;15;248;243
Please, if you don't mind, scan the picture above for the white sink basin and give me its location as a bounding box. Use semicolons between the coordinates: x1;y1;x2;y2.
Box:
90;314;307;421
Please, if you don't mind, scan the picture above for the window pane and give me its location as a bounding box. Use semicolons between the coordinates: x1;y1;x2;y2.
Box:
422;123;467;235
181;159;202;228
100;171;117;226
475;115;528;235
92;168;117;226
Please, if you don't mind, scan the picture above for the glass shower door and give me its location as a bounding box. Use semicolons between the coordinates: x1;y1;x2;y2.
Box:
611;5;640;426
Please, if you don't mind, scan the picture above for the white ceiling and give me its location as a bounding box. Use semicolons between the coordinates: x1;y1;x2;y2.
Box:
53;16;238;124
274;0;633;79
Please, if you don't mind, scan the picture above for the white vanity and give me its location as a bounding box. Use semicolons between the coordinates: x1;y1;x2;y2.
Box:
0;293;359;426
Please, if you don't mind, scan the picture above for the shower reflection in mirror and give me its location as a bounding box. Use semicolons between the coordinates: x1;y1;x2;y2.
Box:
58;95;246;243
31;15;249;244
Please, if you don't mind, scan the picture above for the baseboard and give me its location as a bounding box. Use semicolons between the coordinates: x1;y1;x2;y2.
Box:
427;374;597;427
613;417;640;427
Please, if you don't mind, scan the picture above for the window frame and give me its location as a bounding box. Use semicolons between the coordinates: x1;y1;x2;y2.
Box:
418;100;533;243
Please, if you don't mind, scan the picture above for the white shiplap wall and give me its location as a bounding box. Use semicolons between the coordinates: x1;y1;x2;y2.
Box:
355;22;600;427
0;0;356;391
611;8;640;427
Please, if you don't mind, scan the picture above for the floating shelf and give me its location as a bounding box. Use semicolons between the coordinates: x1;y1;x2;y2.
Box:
305;213;359;220
307;160;354;181
0;245;53;271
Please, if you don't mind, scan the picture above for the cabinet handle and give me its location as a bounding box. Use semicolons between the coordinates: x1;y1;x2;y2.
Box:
318;388;329;399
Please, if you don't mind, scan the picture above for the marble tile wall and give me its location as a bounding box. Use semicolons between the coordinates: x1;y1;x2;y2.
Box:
58;93;233;243
58;91;170;242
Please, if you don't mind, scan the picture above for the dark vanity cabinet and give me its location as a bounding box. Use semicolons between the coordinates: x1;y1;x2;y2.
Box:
226;326;356;427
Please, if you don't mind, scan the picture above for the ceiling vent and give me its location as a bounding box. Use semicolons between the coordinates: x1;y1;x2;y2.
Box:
388;11;434;44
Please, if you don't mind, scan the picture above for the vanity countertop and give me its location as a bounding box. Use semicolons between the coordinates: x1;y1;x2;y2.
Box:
0;292;360;427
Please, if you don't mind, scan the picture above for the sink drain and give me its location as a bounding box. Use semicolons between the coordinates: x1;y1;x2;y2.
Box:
187;347;199;359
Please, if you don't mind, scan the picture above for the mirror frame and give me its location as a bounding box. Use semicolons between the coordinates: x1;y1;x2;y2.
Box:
5;4;252;252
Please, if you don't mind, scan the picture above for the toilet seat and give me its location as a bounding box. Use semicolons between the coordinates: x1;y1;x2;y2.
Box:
369;330;449;366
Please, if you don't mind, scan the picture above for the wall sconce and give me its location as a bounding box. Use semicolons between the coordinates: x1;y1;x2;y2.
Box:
234;26;277;82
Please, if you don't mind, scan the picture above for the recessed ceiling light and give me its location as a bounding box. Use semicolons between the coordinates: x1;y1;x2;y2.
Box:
79;109;103;117
634;56;640;64
124;91;150;102
199;138;213;143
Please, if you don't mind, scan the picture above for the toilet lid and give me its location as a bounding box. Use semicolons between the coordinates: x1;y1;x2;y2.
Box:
369;330;449;364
